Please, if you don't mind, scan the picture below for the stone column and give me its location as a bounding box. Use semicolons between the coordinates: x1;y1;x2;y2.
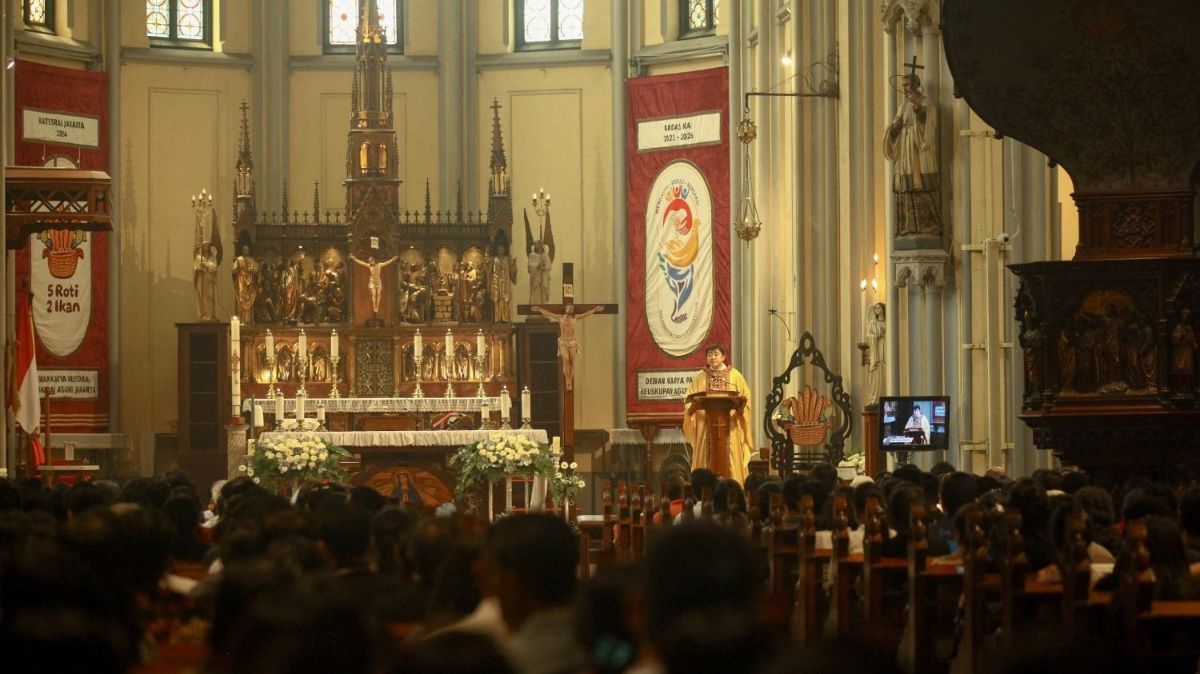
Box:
254;2;288;212
922;271;945;463
438;0;463;207
611;0;628;418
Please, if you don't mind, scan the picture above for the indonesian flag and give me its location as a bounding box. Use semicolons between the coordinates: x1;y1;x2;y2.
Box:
9;289;41;437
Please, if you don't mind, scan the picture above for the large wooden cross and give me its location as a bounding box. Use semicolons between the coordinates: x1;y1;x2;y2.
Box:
517;262;618;449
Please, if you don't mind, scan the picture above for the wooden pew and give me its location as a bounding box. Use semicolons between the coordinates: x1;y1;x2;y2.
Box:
789;495;831;648
1116;519;1200;671
958;505;991;674
827;495;862;639
577;479;615;580
904;502;964;674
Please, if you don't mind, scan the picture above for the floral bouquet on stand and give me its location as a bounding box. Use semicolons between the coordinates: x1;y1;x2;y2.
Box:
548;460;586;521
240;432;351;497
839;448;867;478
451;433;559;519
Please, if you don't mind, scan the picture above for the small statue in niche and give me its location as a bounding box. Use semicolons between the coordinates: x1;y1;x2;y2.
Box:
1018;308;1043;400
1170;309;1196;394
489;244;518;322
193;243;220;321
883;62;942;238
864;302;886;405
279;258;304;322
524;207;556;305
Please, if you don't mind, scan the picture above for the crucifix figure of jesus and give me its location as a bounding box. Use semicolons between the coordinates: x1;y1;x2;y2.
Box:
532;303;603;391
349;253;398;317
517;263;618;449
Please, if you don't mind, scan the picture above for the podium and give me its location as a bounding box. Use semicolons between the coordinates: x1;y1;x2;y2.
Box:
686;390;746;479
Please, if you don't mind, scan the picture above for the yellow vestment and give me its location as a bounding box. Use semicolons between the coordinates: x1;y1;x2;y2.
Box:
682;367;754;484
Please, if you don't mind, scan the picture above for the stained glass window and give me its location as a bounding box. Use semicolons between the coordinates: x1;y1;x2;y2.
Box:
682;0;717;36
147;0;211;46
24;0;51;27
519;0;584;49
326;1;401;51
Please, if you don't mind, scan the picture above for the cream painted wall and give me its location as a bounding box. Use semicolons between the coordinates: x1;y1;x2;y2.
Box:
1058;167;1079;258
477;69;616;429
287;69;440;213
117;63;252;439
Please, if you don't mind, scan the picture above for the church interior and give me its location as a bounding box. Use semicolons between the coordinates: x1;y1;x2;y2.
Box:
2;1;1200;672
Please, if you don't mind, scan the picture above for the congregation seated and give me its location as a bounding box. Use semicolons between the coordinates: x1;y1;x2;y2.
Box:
3;461;1200;674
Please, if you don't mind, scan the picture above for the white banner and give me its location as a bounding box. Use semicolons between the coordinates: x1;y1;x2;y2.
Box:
30;232;92;357
636;370;695;401
637;111;722;152
644;160;714;357
22;108;101;148
38;369;100;399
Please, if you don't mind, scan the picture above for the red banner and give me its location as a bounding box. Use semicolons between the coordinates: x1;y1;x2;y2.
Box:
626;68;731;417
13;61;110;432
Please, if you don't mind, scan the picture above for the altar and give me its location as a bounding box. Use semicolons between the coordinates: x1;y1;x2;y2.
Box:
256;428;549;506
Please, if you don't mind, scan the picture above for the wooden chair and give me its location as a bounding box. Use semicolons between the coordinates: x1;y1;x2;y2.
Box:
578;480;615;580
904;502;964;674
791;495;831;648
827;495;862;639
959;505;992;674
998;510;1030;652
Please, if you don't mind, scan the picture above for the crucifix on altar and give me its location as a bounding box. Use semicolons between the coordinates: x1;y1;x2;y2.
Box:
517;262;618;449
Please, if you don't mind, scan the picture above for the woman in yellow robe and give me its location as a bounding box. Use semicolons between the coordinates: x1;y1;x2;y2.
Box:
683;344;755;485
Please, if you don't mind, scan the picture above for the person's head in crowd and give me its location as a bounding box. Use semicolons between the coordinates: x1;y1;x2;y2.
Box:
1048;502;1092;554
371;506;418;575
1180;487;1200;551
575;564;641;674
817;486;860;532
918;472;940;509
782;474;804;514
713;478;745;516
0;478;20;512
853;483;884;524
349;485;386;513
939;472;978;518
66;481;107;517
666;475;686;502
485;513;578;631
976;474;1000;496
756;481;783;521
1060;469;1089;494
1031;468;1064;494
892;463;922;486
1121;488;1174;523
809;463;838;488
643;524;766;674
886;483;925;544
1138;516;1199;600
215;493;294;566
312;498;371;571
743;472;767;499
162;490;207;562
392;631;515;674
930;460;956;478
295;481;349;511
428;531;485;627
407;517;458;589
799;480;832;521
689;468;717;499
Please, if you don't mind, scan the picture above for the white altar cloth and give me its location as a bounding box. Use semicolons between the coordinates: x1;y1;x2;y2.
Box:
253;397;502;414
258;428;548;448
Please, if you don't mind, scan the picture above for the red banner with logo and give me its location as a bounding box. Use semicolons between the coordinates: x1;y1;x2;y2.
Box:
13;61;110;432
626;67;731;417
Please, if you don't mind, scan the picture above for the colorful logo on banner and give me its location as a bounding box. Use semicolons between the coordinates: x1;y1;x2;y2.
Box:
31;231;92;358
645;160;714;357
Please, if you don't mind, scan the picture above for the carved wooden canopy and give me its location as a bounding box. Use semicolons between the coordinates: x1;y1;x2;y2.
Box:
5;167;112;249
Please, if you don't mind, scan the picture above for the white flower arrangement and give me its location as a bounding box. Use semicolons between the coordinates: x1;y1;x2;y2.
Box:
240;432;349;491
451;433;559;500
548;460;586;505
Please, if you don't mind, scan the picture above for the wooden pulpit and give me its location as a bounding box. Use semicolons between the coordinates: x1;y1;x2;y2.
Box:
686;390;746;479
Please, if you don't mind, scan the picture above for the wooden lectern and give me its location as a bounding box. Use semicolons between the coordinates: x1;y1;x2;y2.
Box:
686;390;746;479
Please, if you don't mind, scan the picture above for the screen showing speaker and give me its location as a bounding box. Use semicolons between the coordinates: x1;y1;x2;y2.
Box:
878;396;950;451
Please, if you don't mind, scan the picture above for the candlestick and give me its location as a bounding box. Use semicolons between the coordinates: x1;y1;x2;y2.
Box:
297;351;309;398
265;330;277;398
317;404;326;427
521;386;532;429
329;353;342;399
444;330;456;398
296;391;305;421
475;330;488;398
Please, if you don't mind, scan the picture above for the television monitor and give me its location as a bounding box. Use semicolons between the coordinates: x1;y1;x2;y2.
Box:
878;396;950;452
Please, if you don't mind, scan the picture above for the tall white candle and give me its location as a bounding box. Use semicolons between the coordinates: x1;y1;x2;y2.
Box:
230;315;240;345
296;392;305;420
275;393;284;420
414;329;423;358
445;329;454;361
476;329;486;356
317;404;326;424
552;436;561;453
521;386;531;418
298;329;307;356
253;404;265;428
265;329;274;354
330;329;338;356
500;387;511;420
